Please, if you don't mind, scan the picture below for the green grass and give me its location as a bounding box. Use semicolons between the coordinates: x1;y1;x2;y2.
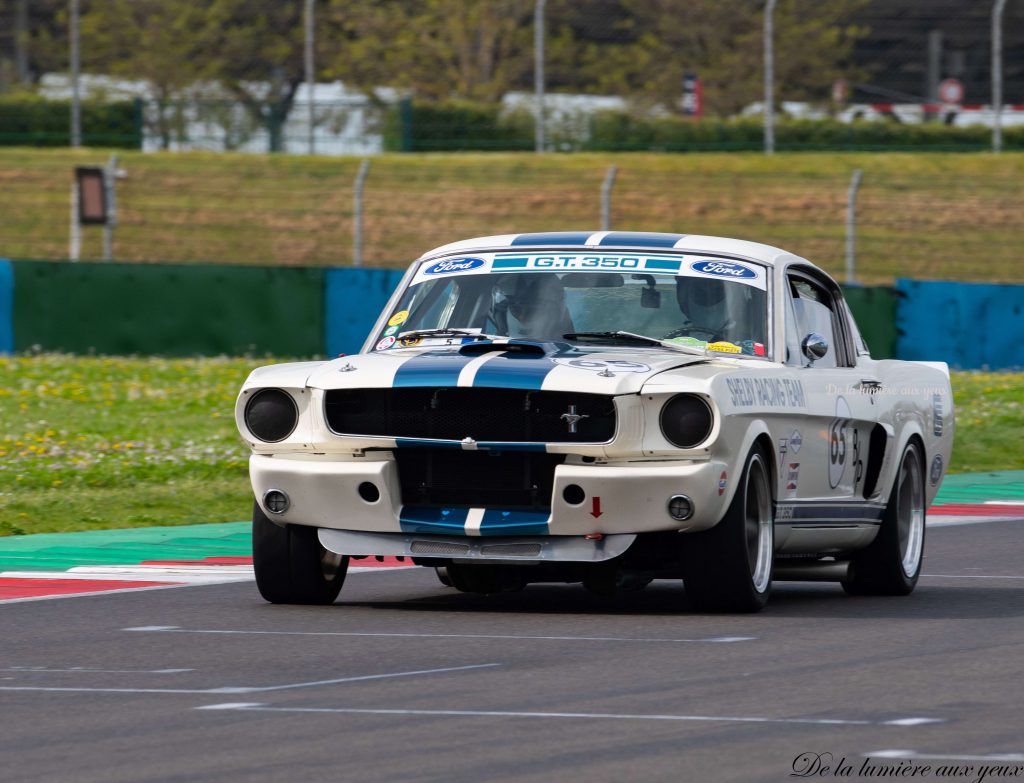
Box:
2;354;1022;537
2;148;1023;284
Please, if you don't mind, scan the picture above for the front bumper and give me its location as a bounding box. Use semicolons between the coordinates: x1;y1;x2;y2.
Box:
250;452;731;538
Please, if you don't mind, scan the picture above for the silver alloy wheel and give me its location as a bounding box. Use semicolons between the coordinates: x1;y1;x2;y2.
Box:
897;447;925;578
744;453;773;594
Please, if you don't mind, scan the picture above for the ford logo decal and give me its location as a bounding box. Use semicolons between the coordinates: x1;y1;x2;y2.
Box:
691;260;757;279
424;257;486;275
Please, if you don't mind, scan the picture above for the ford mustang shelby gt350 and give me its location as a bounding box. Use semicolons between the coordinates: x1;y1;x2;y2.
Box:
236;231;953;612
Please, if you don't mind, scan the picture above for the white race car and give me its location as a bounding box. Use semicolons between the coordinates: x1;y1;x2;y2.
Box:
236;231;953;612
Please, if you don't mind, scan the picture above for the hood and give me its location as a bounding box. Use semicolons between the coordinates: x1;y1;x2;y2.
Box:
305;341;707;396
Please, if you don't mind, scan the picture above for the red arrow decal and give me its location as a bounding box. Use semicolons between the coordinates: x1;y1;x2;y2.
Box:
590;497;603;518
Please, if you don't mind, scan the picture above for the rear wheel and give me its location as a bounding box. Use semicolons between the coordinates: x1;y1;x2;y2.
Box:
682;446;774;612
842;441;925;596
252;501;348;604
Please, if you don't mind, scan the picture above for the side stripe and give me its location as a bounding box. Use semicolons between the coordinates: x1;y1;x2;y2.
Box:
399;507;470;535
398;507;551;536
471;353;556;390
511;232;593;246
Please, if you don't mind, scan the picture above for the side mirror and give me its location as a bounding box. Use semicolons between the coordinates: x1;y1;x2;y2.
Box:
801;333;829;363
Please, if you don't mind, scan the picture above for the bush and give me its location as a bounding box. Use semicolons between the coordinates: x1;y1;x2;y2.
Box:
0;96;142;148
383;99;532;152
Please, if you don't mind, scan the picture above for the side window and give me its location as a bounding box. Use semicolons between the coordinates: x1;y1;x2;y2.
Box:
788;276;846;368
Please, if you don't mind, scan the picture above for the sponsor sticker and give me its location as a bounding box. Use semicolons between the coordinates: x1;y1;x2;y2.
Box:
387;310;409;327
384;325;398;337
691;260;757;280
423;257;486;275
718;470;728;496
399;336;423;347
726;377;807;408
932;393;944;436
786;462;800;494
789;429;803;454
667;336;708;349
708;341;742;354
375;335;396;351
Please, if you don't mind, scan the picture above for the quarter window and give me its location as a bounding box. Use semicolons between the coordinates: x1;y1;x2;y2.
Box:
788;276;847;368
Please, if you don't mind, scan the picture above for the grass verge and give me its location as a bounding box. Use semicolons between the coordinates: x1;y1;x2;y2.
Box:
2;354;1020;536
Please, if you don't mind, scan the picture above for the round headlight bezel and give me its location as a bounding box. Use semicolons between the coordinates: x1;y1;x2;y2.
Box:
659;394;714;449
244;388;299;443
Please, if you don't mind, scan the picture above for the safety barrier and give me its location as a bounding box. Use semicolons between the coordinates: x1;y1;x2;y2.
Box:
897;279;1024;370
0;259;1019;368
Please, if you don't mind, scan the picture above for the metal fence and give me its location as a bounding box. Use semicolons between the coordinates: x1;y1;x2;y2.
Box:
2;150;1021;285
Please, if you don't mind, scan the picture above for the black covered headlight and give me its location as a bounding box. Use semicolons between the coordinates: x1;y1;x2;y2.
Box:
659;394;713;449
244;388;298;442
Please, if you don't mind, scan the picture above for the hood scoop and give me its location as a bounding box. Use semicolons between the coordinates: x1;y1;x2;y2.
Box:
460;340;546;357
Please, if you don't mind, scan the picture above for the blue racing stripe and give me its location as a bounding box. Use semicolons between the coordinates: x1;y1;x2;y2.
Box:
471;352;555;390
399;506;470;534
511;232;593;246
599;232;685;248
492;256;530;269
392;351;471;388
643;258;682;271
480;509;550;536
395;438;464;449
476;442;547;452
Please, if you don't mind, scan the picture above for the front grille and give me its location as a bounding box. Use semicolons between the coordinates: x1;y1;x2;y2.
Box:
395;448;565;510
325;387;615;444
410;541;471;555
480;543;543;557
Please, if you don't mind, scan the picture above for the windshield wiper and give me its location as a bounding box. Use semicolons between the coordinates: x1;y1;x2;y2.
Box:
396;328;494;342
562;331;707;356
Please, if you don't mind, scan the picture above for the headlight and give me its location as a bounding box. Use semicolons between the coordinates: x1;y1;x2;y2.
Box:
659;394;713;449
244;388;298;442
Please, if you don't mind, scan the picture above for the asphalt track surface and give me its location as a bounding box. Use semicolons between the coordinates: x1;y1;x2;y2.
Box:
2;517;1022;783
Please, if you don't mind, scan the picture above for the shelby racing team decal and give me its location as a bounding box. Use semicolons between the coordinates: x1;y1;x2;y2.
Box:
726;377;807;408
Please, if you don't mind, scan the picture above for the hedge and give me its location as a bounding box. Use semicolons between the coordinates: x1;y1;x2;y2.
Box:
0;96;142;148
384;100;1024;153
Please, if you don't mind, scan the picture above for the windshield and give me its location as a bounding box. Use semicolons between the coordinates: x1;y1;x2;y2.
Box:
373;253;769;356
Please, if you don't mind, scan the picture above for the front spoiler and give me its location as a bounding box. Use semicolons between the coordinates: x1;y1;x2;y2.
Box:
318;528;636;563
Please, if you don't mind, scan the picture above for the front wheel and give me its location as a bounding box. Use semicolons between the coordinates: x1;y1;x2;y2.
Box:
842;441;925;596
252;501;348;604
682;446;774;612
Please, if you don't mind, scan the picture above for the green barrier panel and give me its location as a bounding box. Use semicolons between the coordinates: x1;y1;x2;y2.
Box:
13;260;324;356
842;285;898;360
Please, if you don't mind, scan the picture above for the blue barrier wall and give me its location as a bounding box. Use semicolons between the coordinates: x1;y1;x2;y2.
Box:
325;267;406;357
897;278;1024;369
0;260;12;354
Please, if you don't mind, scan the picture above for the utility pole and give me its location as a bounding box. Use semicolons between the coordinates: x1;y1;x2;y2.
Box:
845;170;864;285
534;0;546;153
992;0;1007;153
15;0;30;86
764;0;777;155
70;0;82;148
353;160;370;267
304;0;315;155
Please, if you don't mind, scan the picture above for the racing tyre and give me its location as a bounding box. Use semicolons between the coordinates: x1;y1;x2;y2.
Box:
682;445;774;613
446;564;525;594
435;566;453;587
252;501;348;604
842;441;925;596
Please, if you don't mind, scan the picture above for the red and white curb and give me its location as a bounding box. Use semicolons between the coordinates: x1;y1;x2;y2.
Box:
0;556;413;604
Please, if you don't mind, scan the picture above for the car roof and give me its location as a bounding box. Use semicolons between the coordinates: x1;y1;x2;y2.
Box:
417;231;814;270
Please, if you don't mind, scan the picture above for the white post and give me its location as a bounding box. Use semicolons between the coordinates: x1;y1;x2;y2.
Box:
600;165;618;231
69;182;81;261
353;159;370;267
992;0;1007;153
103;154;119;261
304;0;315;156
70;0;81;148
845;169;864;285
534;0;546;153
764;0;777;155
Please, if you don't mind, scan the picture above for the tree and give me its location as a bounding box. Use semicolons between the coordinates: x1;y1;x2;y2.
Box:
78;0;206;149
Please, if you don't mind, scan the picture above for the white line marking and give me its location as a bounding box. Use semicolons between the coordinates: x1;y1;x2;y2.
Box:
0;583;201;605
866;750;1024;762
196;702;265;710
928;516;1023;527
1;666;194;674
922;574;1024;580
882;718;945;726
194;704;943;728
0;663;500;695
984;500;1024;506
122;626;756;644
